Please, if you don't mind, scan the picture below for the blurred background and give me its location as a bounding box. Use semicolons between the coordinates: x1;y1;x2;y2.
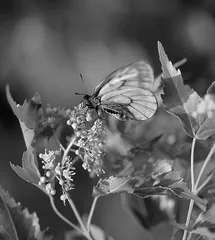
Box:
1;0;215;239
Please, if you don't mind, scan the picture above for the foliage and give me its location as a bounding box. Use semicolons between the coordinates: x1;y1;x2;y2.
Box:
0;186;52;240
2;42;215;240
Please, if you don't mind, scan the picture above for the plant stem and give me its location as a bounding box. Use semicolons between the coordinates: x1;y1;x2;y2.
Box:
87;196;98;231
62;138;87;232
62;135;76;161
182;137;197;240
195;172;214;195
49;196;84;235
66;194;87;232
60;136;94;239
182;199;194;240
190;137;197;191
194;141;215;192
183;141;215;240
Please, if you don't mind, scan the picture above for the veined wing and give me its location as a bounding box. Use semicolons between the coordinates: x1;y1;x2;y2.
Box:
93;61;155;97
100;88;157;120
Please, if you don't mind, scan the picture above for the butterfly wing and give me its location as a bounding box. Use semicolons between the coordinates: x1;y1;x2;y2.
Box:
92;61;157;120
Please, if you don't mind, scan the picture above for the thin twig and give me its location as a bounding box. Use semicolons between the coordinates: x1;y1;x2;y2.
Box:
49;196;84;235
183;141;215;240
182;199;195;240
182;137;197;240
62;135;76;160
61;136;88;233
66;194;87;232
195;172;214;195
87;196;98;231
190;138;197;191
194;142;215;192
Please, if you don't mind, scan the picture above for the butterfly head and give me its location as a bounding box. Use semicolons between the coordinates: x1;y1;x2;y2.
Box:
83;94;101;109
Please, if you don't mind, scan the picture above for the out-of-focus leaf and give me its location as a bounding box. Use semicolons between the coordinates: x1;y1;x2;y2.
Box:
121;193;174;230
158;42;215;140
6;85;70;149
93;177;133;197
10;146;41;186
6;85;44;148
171;205;215;239
0;185;52;240
65;224;114;240
132;159;205;205
192;205;215;239
94;160;205;206
194;161;215;188
207;81;215;98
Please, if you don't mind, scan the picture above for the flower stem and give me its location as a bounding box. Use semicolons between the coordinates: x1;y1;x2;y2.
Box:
66;194;87;232
190;137;196;191
182;140;215;240
49;196;84;235
195;172;214;195
87;196;98;231
62;135;76;161
182;199;194;240
60;136;94;239
194;141;215;192
182;137;196;240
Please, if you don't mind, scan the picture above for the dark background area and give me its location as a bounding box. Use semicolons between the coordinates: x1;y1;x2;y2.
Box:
0;0;215;239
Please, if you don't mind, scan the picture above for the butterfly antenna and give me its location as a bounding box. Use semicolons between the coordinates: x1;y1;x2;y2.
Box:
80;74;88;95
74;74;88;96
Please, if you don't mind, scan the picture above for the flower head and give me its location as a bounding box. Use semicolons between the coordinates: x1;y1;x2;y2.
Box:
67;103;107;176
38;148;76;202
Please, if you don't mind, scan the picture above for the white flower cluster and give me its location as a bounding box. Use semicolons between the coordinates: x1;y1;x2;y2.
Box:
38;149;75;203
192;94;215;119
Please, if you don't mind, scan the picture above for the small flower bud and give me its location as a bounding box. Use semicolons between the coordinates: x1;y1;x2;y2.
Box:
75;149;80;155
46;171;51;177
67;120;71;125
40;176;46;183
60;194;67;202
59;179;64;185
50;189;56;195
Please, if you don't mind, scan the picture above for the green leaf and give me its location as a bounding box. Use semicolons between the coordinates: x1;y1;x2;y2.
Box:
172;206;215;239
207;81;215;96
132;159;205;205
121;193;173;230
94;159;205;206
93;176;133;197
10;146;41;186
158;42;215;140
192;205;215;238
6;85;44;149
0;185;52;240
65;224;114;240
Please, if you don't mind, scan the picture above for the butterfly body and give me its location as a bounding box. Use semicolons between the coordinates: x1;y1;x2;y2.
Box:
82;61;158;121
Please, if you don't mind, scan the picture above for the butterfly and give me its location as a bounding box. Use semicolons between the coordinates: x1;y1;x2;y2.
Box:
83;61;157;121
